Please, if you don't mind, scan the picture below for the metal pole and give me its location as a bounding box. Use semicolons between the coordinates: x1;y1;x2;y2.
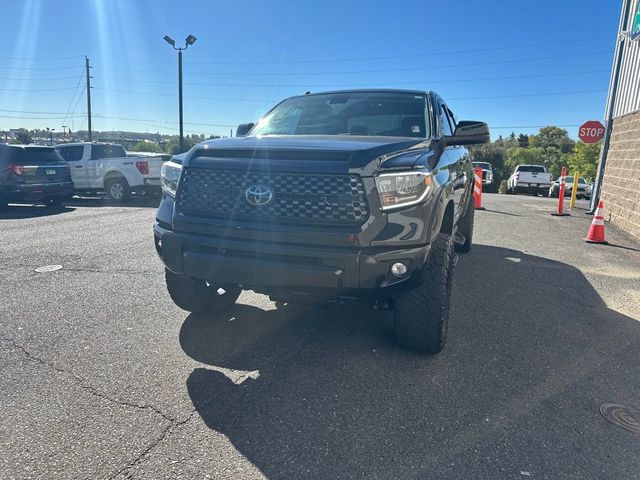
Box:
589;0;632;213
85;56;92;142
178;48;184;153
570;171;579;209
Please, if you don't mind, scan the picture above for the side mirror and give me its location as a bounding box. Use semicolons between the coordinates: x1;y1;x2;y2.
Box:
444;120;490;146
236;123;255;137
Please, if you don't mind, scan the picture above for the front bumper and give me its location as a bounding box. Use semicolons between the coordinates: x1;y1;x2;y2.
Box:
154;223;431;294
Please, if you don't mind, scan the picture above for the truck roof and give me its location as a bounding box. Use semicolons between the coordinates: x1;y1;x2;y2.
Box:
286;88;432;100
54;142;122;147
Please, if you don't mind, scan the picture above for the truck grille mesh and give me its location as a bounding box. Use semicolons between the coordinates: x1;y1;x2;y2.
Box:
177;168;369;225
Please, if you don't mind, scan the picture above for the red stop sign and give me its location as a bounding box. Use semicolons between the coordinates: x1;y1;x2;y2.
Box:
579;120;605;143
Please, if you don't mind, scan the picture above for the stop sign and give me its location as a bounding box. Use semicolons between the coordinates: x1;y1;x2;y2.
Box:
579;120;605;143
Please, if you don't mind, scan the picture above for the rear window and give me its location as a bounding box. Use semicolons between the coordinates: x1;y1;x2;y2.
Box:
517;165;546;173
90;144;126;160
1;146;62;164
473;162;492;169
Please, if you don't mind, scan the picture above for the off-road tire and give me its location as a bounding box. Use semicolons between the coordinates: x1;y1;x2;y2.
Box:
165;268;241;314
105;177;131;203
455;197;474;253
394;234;455;354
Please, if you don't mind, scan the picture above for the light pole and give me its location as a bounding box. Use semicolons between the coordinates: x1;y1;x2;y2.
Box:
164;34;197;153
62;125;67;141
46;127;55;146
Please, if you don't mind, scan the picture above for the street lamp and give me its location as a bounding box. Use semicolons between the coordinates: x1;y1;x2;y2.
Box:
46;127;55;146
164;33;197;153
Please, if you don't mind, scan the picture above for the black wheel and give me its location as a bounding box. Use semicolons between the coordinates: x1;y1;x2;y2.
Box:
455;199;474;254
393;234;455;354
105;177;131;202
165;268;241;314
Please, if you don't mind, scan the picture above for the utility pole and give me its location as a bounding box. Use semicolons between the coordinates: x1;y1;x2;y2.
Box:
85;56;92;142
178;48;183;152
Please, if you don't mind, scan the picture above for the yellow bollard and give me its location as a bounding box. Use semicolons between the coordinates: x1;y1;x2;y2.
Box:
570;171;579;209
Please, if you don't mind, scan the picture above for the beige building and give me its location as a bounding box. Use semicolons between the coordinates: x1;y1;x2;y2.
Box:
600;0;640;237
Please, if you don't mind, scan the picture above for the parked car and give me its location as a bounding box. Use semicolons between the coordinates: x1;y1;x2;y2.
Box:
507;164;553;195
125;151;171;196
54;142;164;201
154;89;490;353
0;144;73;209
472;161;494;192
548;175;592;199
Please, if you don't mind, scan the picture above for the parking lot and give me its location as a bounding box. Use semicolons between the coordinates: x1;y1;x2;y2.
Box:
2;193;640;479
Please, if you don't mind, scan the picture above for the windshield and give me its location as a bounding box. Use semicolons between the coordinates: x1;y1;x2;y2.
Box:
250;92;429;138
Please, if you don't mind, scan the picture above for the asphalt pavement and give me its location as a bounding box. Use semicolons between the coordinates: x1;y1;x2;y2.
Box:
1;193;640;479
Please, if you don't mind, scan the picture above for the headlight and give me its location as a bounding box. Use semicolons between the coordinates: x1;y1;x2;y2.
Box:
161;161;182;198
375;172;433;210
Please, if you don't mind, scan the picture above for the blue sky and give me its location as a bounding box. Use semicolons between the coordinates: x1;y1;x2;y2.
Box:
0;0;621;139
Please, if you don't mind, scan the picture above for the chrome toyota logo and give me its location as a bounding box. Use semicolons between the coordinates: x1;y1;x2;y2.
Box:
245;185;273;206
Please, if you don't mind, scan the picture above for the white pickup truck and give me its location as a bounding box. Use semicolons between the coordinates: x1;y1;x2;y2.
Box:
507;164;554;196
54;142;165;201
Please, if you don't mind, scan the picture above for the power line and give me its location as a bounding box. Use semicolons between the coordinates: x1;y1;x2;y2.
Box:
90;87;607;103
98;69;610;89
0;54;84;61
92;51;612;77
63;71;86;127
92;113;235;128
0;86;78;92
0;114;85;120
0;64;87;71
0;74;86;81
448;89;607;100
184;35;616;65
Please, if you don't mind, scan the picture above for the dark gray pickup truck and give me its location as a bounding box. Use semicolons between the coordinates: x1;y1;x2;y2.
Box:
154;89;489;353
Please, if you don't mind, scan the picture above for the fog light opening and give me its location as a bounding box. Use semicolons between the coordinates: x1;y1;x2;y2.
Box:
391;262;408;277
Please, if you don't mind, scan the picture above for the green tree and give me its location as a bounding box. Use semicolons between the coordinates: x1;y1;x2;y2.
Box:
164;136;198;155
15;129;33;145
567;142;600;182
517;134;529;148
129;141;163;153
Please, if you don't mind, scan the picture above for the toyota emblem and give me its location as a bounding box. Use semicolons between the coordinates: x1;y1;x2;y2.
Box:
245;185;273;206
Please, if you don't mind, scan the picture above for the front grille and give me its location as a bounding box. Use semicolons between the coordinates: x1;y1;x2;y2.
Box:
177;168;369;225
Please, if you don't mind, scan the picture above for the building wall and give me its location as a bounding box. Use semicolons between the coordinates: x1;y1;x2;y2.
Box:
601;1;640;238
601;110;640;237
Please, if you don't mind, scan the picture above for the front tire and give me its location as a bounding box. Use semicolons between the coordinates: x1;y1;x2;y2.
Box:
394;234;455;354
165;269;241;314
105;177;131;202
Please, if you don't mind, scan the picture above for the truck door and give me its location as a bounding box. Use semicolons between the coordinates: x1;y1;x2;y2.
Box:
438;102;468;220
57;145;88;188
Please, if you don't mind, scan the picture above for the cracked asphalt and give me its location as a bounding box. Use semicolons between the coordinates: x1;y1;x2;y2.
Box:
1;194;640;479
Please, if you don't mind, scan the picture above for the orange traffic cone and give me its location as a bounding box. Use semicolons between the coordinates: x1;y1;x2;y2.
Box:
584;200;608;244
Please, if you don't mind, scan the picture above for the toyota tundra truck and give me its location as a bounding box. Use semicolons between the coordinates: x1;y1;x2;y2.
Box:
154;90;489;353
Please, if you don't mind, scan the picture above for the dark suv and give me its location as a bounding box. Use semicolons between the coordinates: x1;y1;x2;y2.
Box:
0;144;74;208
154;90;489;353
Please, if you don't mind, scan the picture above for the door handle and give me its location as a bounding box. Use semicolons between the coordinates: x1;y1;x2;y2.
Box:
75;165;83;168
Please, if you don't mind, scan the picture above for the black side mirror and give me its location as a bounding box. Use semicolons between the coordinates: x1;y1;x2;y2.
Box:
236;123;255;137
444;120;490;146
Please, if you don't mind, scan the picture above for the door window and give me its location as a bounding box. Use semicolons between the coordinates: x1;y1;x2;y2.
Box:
57;146;84;162
439;103;453;136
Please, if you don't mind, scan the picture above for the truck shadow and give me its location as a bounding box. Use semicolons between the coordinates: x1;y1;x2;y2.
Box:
180;245;640;479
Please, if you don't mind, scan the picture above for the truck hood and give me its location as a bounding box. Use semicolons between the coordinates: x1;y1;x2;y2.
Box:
184;135;435;175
